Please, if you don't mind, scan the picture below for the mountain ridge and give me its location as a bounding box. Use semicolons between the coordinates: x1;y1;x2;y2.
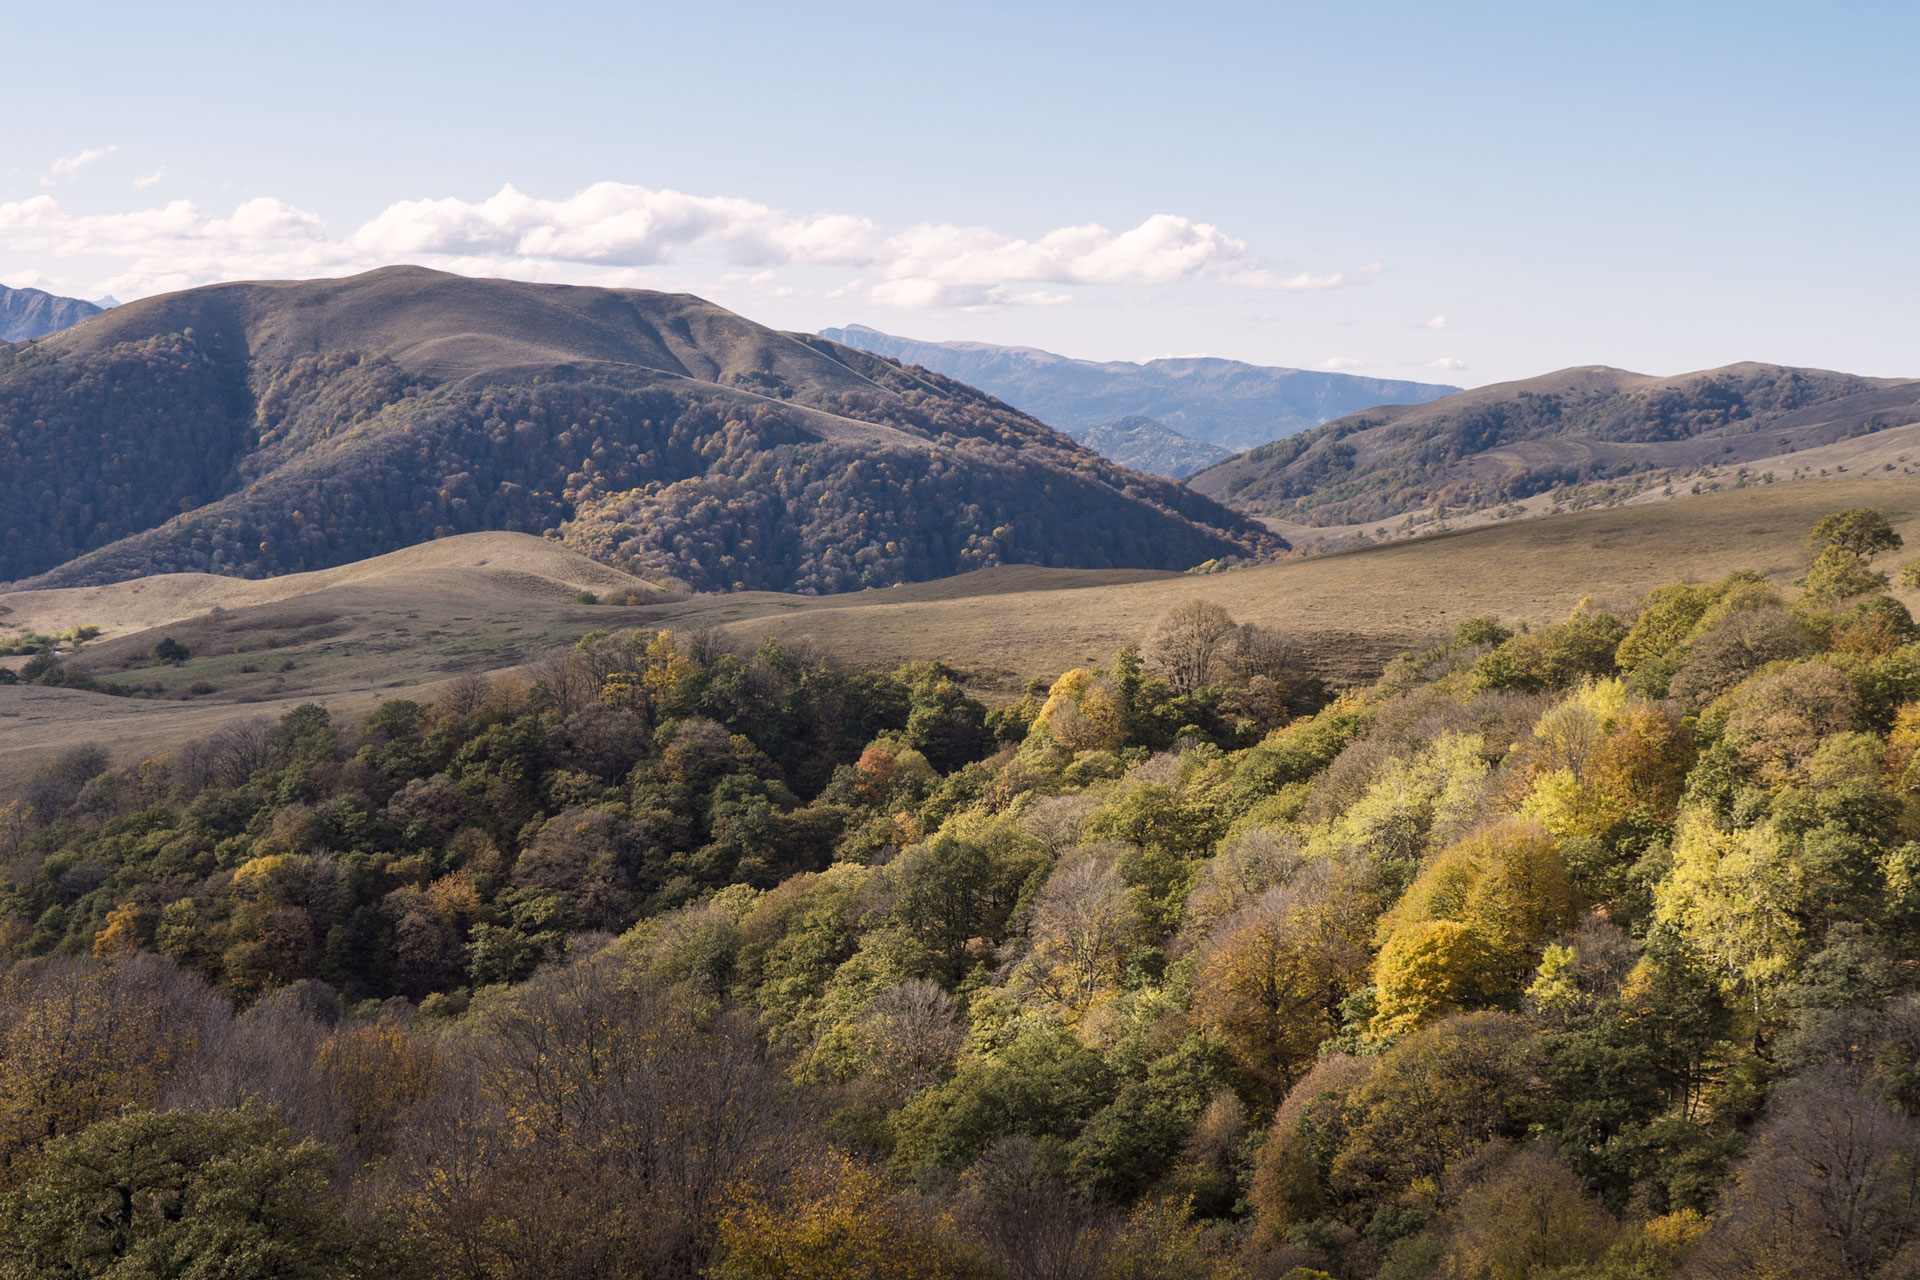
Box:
820;323;1459;451
0;283;103;342
0;267;1278;592
1189;359;1920;526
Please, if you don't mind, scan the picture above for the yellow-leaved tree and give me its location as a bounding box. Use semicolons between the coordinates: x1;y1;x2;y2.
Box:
1371;821;1574;1039
1652;809;1803;1021
713;1151;989;1280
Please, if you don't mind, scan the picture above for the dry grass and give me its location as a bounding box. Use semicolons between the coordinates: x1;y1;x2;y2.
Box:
0;531;660;644
4;475;1916;791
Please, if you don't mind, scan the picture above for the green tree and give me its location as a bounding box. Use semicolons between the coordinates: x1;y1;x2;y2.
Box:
152;636;190;665
1803;545;1889;603
1807;507;1903;560
0;1107;404;1279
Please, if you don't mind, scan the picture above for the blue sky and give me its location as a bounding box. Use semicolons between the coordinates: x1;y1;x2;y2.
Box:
4;1;1915;385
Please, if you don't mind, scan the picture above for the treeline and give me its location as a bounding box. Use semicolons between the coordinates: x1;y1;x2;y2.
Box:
1;513;1918;1278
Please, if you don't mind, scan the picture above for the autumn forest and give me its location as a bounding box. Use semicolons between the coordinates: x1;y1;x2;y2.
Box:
2;508;1918;1279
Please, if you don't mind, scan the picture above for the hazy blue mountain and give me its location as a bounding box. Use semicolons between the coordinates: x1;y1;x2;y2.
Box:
0;284;104;342
1077;415;1231;479
820;323;1459;451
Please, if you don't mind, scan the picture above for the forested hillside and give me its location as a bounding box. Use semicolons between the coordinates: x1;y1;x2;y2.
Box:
0;267;1275;591
1191;362;1920;526
2;508;1918;1278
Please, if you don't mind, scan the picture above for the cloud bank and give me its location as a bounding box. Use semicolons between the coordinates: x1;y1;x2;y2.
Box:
1;179;1370;311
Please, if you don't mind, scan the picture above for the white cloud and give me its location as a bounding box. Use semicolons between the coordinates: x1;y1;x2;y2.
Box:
1425;356;1469;371
132;169;166;190
1322;356;1367;370
0;180;1364;312
869;278;1073;310
872;213;1248;307
720;268;794;298
350;182;878;269
1230;268;1351;291
0;193;356;298
43;146;118;187
1424;313;1448;329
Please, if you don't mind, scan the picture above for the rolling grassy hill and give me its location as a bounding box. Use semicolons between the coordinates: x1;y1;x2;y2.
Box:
1190;360;1920;527
820;323;1459;451
0;267;1276;592
7;473;1914;790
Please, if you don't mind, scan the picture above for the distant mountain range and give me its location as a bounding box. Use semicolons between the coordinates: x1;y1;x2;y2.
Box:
819;324;1459;456
1188;361;1920;526
0;284;104;342
0;267;1277;591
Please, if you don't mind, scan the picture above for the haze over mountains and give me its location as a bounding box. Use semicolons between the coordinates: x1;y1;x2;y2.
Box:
1191;360;1920;527
0;283;104;342
819;324;1459;455
0;267;1275;592
1078;414;1231;479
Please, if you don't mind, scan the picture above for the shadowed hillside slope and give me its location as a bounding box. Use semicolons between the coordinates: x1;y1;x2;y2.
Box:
1190;361;1920;525
0;267;1276;590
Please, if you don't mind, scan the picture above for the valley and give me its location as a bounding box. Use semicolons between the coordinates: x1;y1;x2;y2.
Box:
11;8;1920;1277
8;473;1914;791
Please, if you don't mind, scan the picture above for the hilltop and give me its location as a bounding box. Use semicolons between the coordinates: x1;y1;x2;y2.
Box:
0;267;1275;591
1190;360;1920;527
0;283;102;342
820;323;1458;451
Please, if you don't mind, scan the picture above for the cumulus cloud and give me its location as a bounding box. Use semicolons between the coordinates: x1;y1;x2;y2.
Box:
870;214;1247;308
0;179;1363;311
1425;313;1448;329
351;183;877;268
1425;356;1469;371
1321;356;1367;370
132;169;166;190
0;193;355;298
43;146;117;187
